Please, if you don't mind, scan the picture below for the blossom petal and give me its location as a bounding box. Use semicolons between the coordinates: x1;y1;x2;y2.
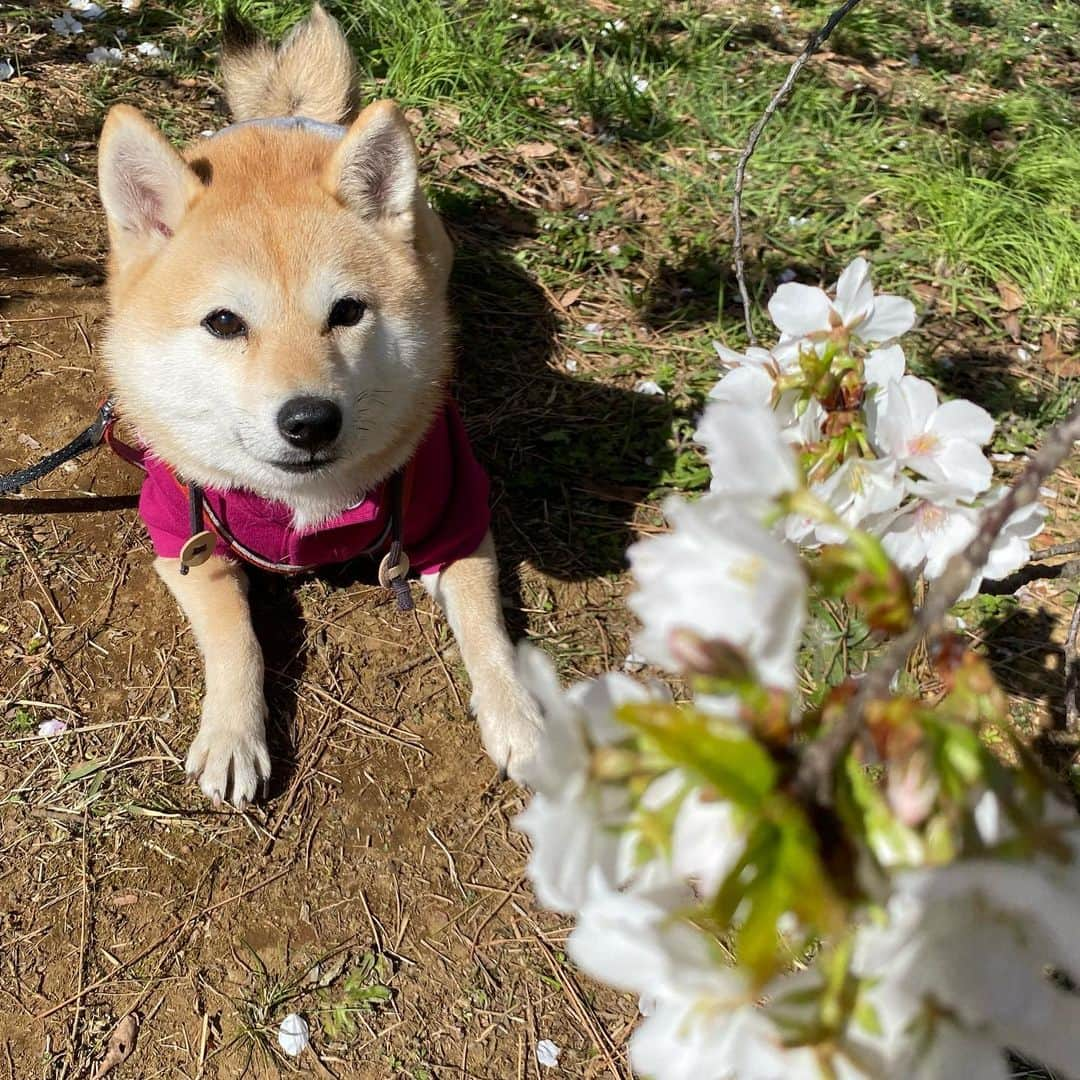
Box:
865;344;906;389
712;341;776;369
696;401;800;501
767;283;834;337
834;257;874;325
857;294;916;342
708;364;773;407
913;439;993;497
628;496;806;687
277;1014;310;1057
515;795;623;913
671;789;746;897
929;399;994;445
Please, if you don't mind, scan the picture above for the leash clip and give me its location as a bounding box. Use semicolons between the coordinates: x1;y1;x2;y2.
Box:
88;398;117;446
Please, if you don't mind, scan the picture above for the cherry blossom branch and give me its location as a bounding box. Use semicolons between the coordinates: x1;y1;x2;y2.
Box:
797;400;1080;803
731;0;864;342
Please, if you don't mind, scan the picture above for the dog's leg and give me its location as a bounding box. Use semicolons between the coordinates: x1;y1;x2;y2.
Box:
155;555;270;808
422;530;543;782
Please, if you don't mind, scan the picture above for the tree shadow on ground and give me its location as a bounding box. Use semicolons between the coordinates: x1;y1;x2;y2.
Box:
973;596;1078;779
0;245;103;312
920;344;1066;434
439;187;675;585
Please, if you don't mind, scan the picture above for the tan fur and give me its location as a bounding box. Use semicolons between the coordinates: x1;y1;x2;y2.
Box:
155;556;269;805
424;532;543;775
221;3;358;125
97;5;541;806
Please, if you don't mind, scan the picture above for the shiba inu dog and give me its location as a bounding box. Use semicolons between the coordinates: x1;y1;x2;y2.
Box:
96;4;543;807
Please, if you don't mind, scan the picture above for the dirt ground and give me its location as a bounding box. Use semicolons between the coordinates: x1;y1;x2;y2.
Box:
1;4;1078;1080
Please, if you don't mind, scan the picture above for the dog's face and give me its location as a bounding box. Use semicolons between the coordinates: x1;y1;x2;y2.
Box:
98;104;452;525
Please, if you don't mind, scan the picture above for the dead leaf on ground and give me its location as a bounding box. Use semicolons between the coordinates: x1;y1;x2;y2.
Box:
996;279;1025;312
431;103;461;130
558;286;584;309
910;282;941;307
517;141;559;160
1042;331;1080;378
92;1014;138;1080
542;173;590;212
1003;312;1022;342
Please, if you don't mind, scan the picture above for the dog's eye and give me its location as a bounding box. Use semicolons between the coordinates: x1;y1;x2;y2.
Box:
202;309;247;339
328;297;366;328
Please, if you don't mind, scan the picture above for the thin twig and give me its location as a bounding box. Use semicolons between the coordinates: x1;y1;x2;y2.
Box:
1066;596;1080;733
797;401;1080;803
1031;539;1080;561
731;0;864;341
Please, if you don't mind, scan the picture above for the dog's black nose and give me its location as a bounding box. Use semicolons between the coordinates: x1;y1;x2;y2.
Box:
276;396;342;451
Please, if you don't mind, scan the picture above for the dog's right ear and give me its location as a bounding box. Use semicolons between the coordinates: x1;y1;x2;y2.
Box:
98;105;203;261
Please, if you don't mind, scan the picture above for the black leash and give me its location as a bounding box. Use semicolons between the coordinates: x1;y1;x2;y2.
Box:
0;400;115;496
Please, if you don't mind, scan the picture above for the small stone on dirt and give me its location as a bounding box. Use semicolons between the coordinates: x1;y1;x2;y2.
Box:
277;1013;310;1056
537;1039;561;1067
92;1014;138;1079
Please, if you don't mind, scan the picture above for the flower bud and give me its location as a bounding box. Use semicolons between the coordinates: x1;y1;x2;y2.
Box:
668;628;753;681
886;749;939;827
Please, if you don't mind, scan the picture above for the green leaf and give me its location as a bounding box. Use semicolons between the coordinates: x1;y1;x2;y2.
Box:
712;803;842;985
59;759;107;786
618;703;776;810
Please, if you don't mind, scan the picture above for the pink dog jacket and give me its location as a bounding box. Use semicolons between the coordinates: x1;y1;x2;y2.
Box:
130;403;490;576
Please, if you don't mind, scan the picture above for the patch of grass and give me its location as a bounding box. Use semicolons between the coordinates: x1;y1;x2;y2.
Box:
318;953;393;1041
886;125;1080;316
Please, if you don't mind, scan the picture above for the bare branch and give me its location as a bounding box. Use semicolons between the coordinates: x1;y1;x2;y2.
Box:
1067;595;1080;732
1032;539;1080;562
797;401;1080;803
731;0;864;342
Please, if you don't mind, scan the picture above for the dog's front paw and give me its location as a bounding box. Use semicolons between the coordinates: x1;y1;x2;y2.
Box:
185;697;270;809
475;681;545;785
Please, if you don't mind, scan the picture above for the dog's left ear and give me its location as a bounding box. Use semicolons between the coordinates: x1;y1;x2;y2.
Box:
324;101;418;237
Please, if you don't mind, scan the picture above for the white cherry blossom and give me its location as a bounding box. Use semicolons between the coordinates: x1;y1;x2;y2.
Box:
806;456;905;544
713;339;798;376
768;258;916;348
628;495;806;688
696;401;800;502
870;375;994;497
709;363;773;408
670;785;747;898
864;343;906;392
513;646;670;913
854;854;1080;1077
978;495;1047;585
877;480;978;578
